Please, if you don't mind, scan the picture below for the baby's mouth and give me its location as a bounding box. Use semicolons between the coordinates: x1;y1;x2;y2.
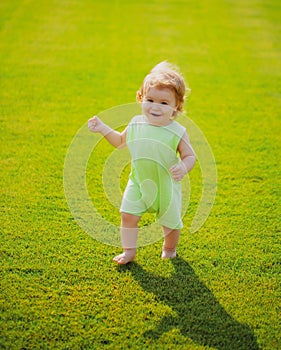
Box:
151;113;161;117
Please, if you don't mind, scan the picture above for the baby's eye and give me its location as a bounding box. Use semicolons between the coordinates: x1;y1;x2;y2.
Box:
146;99;153;103
161;102;168;105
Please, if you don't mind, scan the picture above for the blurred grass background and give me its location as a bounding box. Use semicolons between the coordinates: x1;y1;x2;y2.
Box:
0;0;280;349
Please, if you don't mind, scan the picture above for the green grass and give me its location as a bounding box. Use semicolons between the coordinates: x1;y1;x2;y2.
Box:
1;0;280;349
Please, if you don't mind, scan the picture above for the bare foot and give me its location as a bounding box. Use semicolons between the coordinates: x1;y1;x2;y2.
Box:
161;249;177;259
113;249;136;264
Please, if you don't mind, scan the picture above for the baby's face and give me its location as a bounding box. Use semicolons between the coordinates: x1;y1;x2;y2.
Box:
142;86;178;126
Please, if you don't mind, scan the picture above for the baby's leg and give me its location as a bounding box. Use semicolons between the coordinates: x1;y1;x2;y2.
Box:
113;213;140;265
161;226;180;259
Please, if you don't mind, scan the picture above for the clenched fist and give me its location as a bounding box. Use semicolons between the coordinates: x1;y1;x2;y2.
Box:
88;116;106;133
170;161;187;181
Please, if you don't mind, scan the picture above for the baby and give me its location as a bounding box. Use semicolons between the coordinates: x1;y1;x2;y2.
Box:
88;62;196;264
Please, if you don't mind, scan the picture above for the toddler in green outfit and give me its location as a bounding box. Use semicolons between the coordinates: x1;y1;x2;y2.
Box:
88;62;196;264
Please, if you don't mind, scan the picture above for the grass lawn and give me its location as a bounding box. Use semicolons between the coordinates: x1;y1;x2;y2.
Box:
1;0;280;349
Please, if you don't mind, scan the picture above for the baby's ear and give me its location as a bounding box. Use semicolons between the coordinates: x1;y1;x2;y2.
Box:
172;107;179;117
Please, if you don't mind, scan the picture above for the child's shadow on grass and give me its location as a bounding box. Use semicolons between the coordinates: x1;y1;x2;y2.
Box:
118;257;259;350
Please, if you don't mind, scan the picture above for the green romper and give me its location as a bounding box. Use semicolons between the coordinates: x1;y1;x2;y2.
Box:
120;115;186;229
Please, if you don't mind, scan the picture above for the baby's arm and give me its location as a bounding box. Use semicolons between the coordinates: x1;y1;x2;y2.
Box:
88;116;127;149
170;132;196;181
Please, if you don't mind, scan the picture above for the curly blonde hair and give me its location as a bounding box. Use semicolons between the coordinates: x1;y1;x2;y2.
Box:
136;61;189;113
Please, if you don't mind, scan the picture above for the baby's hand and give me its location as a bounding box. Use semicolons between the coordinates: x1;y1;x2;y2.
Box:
88;116;105;133
170;162;187;181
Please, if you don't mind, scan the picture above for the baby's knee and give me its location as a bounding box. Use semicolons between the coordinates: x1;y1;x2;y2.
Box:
121;212;141;226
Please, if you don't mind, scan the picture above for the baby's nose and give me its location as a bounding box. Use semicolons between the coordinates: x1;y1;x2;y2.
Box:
151;103;161;112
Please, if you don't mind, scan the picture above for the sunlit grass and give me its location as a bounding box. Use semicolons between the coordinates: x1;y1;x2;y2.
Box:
1;0;280;349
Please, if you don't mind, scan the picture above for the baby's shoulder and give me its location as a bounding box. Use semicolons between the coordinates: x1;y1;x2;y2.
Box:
129;115;146;125
130;115;145;122
169;120;186;137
